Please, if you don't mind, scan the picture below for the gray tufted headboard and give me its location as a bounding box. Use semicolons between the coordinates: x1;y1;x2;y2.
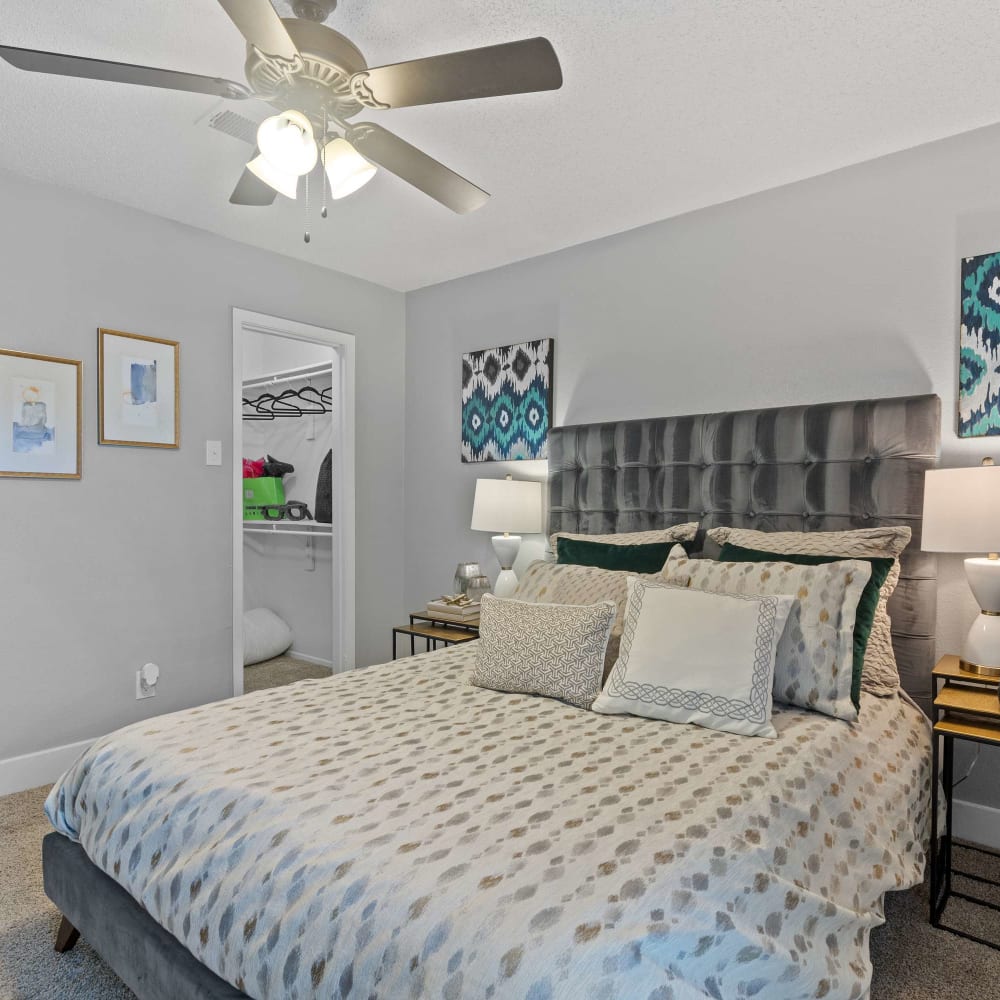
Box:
547;394;941;711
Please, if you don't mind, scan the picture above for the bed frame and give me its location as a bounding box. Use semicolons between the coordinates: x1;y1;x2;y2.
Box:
44;392;941;1000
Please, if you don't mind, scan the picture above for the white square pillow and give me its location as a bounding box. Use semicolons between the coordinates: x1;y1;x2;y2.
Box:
592;577;795;737
663;546;873;722
471;594;617;709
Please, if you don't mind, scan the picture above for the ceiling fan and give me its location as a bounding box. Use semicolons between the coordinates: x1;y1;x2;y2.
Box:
0;0;562;219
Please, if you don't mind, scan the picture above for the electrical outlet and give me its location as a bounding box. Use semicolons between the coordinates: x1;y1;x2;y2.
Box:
135;662;159;700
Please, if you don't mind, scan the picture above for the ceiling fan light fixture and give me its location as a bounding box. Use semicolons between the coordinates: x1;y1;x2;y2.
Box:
257;110;317;176
323;138;377;199
246;154;299;200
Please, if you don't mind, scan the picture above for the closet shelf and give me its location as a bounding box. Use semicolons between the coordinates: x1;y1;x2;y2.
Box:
243;521;332;537
242;361;334;390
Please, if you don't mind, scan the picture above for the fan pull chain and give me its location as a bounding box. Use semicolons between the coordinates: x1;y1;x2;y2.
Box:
320;112;329;218
303;171;311;244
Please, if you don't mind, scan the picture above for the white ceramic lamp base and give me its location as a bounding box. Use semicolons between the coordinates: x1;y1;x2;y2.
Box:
491;534;522;598
960;556;1000;677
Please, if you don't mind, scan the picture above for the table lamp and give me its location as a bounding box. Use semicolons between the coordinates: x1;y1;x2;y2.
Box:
471;475;542;597
922;458;1000;675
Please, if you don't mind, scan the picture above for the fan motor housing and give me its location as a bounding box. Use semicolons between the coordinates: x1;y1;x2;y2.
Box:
244;19;367;123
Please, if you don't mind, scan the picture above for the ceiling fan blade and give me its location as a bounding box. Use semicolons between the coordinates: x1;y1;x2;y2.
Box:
347;123;489;214
0;44;251;98
350;37;561;110
217;0;301;62
229;160;277;205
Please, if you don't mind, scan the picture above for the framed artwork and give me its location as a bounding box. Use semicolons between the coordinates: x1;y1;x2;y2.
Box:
98;328;179;448
461;338;553;462
0;348;81;479
960;252;1000;437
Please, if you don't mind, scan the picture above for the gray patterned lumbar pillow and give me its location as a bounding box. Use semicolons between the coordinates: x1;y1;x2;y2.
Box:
592;577;795;737
471;594;617;709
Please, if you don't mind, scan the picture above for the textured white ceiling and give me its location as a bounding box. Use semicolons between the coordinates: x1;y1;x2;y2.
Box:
1;1;998;291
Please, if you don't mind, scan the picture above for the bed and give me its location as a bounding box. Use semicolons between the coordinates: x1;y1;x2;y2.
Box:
42;393;941;1000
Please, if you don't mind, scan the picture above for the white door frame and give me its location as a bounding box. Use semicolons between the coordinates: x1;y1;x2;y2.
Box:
232;308;356;696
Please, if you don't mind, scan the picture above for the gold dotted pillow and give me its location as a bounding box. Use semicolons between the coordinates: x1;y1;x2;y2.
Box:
707;526;911;697
663;548;872;721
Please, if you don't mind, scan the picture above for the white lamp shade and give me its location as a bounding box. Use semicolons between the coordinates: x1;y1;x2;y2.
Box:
257;111;317;176
922;465;1000;552
246;154;299;200
471;478;542;534
323;138;377;199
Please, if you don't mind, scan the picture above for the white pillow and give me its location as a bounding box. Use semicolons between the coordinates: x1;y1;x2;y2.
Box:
592;577;795;737
471;594;616;709
243;607;293;666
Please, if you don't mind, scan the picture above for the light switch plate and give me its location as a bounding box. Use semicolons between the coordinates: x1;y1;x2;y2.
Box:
206;440;222;466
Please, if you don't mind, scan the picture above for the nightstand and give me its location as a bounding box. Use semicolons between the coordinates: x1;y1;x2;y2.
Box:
391;612;480;659
930;654;1000;948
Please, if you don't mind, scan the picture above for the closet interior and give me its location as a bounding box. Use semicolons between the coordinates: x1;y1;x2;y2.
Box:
241;329;341;689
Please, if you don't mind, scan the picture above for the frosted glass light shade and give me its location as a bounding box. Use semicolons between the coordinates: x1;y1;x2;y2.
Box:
257;111;317;176
471;478;542;534
922;465;1000;552
323;138;376;199
246;155;299;200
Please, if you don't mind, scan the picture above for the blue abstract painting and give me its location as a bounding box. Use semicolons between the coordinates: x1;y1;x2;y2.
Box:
130;361;157;405
121;356;158;428
960;252;1000;437
461;339;552;462
11;377;56;454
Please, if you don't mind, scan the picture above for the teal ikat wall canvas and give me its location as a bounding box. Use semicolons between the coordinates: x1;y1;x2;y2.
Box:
960;252;1000;437
461;339;553;462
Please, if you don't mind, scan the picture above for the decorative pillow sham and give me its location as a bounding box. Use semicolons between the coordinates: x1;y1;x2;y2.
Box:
471;594;616;709
592;577;794;737
555;536;684;573
717;542;893;710
708;525;911;697
663;547;872;722
513;561;682;680
548;523;699;554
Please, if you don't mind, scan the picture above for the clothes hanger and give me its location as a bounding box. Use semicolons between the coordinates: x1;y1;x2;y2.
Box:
242;395;275;420
293;385;331;413
255;390;303;417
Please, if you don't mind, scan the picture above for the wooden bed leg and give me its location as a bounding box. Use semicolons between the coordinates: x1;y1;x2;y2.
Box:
54;915;80;953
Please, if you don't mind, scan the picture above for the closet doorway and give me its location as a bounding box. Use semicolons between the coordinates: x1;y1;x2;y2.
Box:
231;309;355;696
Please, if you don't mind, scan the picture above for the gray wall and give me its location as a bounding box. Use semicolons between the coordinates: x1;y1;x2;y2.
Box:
405;122;1000;811
0;169;405;763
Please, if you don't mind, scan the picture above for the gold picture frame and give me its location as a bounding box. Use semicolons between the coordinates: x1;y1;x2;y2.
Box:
0;348;82;479
98;328;179;448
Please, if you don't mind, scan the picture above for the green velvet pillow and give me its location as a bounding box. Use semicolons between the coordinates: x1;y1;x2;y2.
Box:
555;537;683;574
718;542;893;710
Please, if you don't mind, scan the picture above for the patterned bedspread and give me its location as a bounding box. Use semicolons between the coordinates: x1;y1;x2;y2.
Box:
46;642;931;1000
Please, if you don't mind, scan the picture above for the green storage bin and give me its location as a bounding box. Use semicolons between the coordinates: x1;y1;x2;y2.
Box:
243;477;285;520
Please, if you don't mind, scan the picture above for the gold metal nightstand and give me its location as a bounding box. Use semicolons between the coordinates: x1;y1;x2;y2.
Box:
391;612;479;659
930;654;1000;948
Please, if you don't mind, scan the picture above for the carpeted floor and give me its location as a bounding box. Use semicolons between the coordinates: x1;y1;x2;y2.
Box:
3;788;999;999
242;654;332;694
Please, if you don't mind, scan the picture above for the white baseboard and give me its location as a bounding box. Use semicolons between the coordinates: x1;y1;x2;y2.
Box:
289;649;333;669
0;738;96;797
952;798;1000;851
